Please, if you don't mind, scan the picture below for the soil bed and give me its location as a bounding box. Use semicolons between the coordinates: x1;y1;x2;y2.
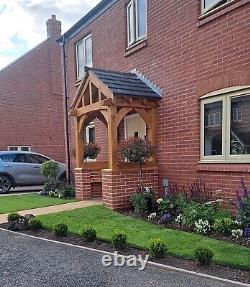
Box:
122;211;250;248
1;223;249;284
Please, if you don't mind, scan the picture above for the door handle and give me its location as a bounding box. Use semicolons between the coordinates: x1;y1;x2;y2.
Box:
4;165;13;168
33;166;40;169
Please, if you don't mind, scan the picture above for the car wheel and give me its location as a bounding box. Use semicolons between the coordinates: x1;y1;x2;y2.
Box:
0;175;12;194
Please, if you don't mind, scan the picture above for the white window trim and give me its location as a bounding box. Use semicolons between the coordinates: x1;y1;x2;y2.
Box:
76;34;92;80
201;0;234;14
8;146;31;151
200;87;250;163
85;123;96;162
127;0;147;47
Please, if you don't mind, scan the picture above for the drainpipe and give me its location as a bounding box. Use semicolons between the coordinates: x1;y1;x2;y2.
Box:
62;35;71;183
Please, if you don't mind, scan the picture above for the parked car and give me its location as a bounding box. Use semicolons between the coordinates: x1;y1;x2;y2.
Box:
0;151;66;194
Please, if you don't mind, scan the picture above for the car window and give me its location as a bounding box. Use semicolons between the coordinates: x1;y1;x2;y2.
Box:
14;154;27;163
0;154;18;162
26;154;49;164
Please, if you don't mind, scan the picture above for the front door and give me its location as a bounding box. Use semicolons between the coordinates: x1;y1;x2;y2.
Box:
124;114;146;139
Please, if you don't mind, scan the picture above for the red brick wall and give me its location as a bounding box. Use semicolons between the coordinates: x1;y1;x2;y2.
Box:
0;17;65;162
65;0;250;200
102;168;159;210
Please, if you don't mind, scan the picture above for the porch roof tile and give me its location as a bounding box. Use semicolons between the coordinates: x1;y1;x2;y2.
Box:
86;67;161;99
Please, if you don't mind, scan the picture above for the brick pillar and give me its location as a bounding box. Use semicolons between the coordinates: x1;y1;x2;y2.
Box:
75;168;92;200
102;168;159;210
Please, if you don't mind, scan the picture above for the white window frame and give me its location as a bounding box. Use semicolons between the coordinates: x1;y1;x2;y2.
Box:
76;34;93;80
127;0;147;47
201;0;232;14
8;146;31;151
85;123;96;162
200;86;250;163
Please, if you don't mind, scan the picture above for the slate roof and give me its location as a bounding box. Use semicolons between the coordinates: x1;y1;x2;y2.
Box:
86;67;161;100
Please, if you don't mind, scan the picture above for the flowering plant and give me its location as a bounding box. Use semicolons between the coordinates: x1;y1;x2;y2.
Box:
148;213;157;221
175;214;183;225
83;143;101;160
158;213;172;224
231;229;243;239
235;179;250;228
119;137;155;191
194;219;211;235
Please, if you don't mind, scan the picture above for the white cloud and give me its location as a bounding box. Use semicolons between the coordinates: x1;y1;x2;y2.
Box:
0;0;101;70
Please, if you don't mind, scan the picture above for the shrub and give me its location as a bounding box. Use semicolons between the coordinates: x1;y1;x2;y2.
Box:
53;223;68;237
181;202;216;228
194;247;214;266
79;226;97;242
57;185;75;199
149;238;167;258
194;219;211;235
130;189;156;215
41;160;59;187
213;218;236;236
83;143;101;160
244;227;250;237
28;218;43;231
7;213;20;222
235;179;250;228
111;230;127;249
119;137;155;191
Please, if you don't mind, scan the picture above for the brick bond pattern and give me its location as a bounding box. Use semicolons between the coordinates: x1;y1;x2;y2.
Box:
65;1;250;207
0;16;65;162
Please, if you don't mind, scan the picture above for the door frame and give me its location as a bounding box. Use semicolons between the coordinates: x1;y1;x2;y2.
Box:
124;113;147;139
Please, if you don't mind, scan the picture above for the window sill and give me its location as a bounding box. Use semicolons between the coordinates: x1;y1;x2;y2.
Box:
125;38;147;57
197;161;250;173
197;0;248;27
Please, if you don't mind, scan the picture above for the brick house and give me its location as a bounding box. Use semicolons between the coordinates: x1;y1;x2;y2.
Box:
59;0;250;209
0;15;65;163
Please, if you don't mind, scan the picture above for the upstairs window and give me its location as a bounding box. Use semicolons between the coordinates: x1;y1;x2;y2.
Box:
76;34;93;80
127;0;147;47
201;0;232;13
200;87;250;162
8;146;31;151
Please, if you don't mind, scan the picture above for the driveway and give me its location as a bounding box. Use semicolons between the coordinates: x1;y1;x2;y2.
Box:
0;186;42;196
0;229;244;287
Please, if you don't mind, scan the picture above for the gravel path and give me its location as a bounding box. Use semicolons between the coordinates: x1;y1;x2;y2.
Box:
0;229;244;287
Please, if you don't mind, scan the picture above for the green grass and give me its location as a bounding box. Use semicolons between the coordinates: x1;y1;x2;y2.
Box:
38;205;250;270
0;194;75;214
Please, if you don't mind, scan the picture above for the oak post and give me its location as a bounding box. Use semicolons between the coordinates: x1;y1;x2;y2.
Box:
107;104;118;170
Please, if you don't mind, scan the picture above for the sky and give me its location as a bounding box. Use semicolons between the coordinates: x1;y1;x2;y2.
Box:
0;0;101;70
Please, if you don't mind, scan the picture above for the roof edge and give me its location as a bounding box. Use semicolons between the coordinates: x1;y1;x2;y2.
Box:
58;0;118;43
0;39;49;74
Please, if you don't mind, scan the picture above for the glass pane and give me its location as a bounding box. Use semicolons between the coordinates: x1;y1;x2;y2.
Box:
127;3;134;43
137;0;147;38
8;146;18;151
89;127;95;143
204;0;225;10
76;42;84;79
21;146;30;151
0;154;17;162
204;101;223;156
85;36;93;67
230;95;250;155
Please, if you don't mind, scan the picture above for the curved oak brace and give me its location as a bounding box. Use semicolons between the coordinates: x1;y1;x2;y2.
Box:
78;115;87;134
116;107;133;128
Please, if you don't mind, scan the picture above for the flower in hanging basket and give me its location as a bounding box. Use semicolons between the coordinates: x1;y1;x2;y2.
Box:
83;143;101;160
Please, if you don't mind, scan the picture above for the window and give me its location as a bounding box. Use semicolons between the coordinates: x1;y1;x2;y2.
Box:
86;123;95;144
76;34;93;80
127;0;147;46
200;88;250;162
0;154;18;162
201;0;231;13
8;146;31;151
26;154;50;164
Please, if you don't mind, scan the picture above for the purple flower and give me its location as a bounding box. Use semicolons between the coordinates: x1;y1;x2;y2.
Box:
158;213;172;224
244;227;250;238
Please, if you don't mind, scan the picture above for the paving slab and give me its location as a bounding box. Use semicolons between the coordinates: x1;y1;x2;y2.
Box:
0;199;102;223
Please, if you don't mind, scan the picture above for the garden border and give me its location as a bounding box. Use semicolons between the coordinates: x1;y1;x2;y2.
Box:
1;228;248;287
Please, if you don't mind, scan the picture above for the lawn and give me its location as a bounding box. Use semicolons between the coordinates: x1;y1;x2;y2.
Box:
39;205;250;270
0;194;75;214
